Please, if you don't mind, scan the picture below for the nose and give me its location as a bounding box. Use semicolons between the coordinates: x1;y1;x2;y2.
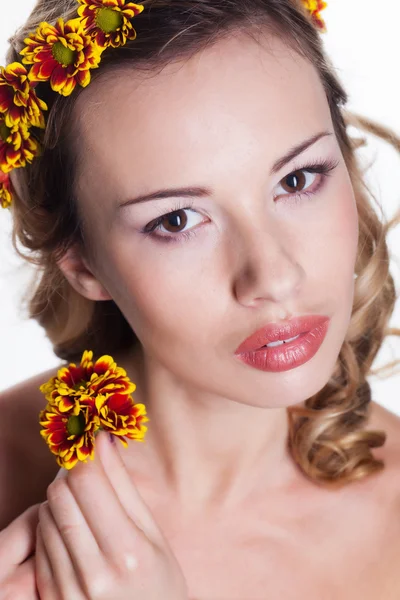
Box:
233;222;303;308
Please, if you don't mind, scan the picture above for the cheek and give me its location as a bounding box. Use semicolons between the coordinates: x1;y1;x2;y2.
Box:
330;176;359;266
94;171;359;351
101;255;192;345
305;174;359;283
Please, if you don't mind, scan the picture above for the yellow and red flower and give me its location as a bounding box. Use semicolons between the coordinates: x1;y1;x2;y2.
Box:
301;0;328;32
0;62;47;129
0;116;40;173
0;170;12;209
39;350;148;468
39;397;99;470
77;0;144;49
20;17;103;97
96;392;149;446
40;350;136;413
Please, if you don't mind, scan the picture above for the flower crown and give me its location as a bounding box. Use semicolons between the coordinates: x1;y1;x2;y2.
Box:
0;0;327;209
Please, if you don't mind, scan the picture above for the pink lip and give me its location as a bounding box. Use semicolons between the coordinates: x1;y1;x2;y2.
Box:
234;318;330;373
234;315;330;354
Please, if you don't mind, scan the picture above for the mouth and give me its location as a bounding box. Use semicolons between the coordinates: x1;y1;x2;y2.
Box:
234;321;330;373
259;333;303;349
234;315;330;354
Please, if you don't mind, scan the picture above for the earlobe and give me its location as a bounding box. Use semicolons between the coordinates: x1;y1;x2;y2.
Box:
57;246;113;302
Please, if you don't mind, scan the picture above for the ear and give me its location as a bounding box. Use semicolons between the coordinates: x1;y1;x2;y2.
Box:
57;245;113;302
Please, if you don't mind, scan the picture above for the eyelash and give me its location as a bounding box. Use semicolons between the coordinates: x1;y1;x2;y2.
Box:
142;157;340;244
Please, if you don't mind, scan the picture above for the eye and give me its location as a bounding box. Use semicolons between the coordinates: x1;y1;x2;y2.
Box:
143;202;205;243
142;158;339;244
277;170;316;195
274;158;339;202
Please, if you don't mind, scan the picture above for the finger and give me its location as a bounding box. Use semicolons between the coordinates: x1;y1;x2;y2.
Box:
1;556;39;600
0;505;40;579
97;432;165;545
45;474;104;562
38;503;89;600
35;523;55;599
52;436;146;563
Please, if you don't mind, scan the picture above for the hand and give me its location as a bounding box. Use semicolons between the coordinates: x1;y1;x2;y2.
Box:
0;504;40;600
35;431;189;600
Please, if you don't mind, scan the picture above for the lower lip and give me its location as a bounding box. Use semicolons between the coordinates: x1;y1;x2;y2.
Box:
235;319;330;373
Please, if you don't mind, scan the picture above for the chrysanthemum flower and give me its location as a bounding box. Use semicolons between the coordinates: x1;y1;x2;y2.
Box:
39;397;99;470
39;350;148;468
96;392;149;446
0;116;40;173
0;62;47;129
40;350;136;414
0;170;12;209
301;0;327;32
20;17;103;97
77;0;144;49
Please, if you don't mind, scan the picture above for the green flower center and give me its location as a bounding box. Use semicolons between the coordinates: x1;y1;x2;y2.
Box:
67;413;86;436
52;41;76;66
0;121;10;142
73;380;86;392
96;7;123;33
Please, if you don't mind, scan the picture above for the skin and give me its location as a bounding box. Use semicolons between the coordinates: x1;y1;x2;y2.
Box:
0;434;188;600
34;433;188;599
2;31;400;599
59;31;359;519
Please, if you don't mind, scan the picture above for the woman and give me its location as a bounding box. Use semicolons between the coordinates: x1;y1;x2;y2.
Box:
1;0;400;598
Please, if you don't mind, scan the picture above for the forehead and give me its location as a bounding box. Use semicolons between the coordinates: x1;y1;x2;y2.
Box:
74;33;330;202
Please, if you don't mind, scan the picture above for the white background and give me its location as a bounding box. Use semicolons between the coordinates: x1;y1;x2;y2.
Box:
0;1;399;415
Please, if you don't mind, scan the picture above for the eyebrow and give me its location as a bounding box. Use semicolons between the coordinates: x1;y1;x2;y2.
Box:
118;130;333;209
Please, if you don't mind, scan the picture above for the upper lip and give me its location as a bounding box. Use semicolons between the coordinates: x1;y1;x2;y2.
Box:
234;315;330;354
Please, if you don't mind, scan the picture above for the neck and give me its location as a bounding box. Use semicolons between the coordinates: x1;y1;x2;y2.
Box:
121;343;303;516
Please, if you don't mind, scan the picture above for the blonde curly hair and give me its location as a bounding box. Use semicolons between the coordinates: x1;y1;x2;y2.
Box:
5;0;400;488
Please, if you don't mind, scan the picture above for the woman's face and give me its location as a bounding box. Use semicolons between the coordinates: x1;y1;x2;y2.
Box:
72;32;359;409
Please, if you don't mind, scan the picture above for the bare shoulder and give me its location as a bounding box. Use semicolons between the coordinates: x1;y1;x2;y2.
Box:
364;401;400;510
368;400;400;472
0;366;65;443
364;401;400;582
0;366;61;425
0;367;63;529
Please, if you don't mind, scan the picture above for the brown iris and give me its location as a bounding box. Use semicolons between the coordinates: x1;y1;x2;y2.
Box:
160;210;188;233
281;170;307;194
